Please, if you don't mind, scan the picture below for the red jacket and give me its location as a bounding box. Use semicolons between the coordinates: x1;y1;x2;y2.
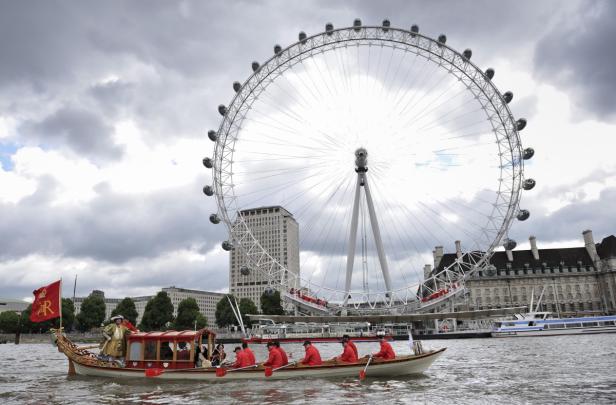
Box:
243;348;256;365
277;347;289;365
232;351;251;368
347;340;358;359
338;344;358;363
374;341;396;360
263;348;284;368
301;345;322;366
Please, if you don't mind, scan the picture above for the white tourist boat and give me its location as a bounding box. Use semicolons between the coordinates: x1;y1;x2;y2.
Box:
52;329;445;380
492;287;616;337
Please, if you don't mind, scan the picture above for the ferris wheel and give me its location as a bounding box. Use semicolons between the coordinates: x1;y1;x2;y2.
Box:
203;19;536;313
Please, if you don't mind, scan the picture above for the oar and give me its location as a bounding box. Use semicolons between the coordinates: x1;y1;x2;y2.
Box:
359;355;373;380
216;364;258;377
264;361;297;377
77;344;101;350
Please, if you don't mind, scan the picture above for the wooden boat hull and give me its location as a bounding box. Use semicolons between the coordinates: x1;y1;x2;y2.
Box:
70;349;445;380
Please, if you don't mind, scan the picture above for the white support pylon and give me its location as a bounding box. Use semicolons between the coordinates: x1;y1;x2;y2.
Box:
343;148;393;309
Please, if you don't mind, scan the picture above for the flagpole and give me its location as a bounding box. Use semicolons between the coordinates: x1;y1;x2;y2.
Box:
59;278;63;331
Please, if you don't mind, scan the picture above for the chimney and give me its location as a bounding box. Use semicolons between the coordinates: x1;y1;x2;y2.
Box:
583;229;600;263
455;240;462;259
529;236;539;260
433;246;444;268
423;264;432;280
506;249;513;262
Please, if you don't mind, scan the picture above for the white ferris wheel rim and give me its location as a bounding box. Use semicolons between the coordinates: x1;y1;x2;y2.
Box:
210;24;525;309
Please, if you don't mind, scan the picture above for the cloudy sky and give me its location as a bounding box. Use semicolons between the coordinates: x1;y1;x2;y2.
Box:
1;0;615;302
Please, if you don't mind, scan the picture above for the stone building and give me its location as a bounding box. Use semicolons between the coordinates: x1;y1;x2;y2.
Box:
229;206;300;310
429;230;616;315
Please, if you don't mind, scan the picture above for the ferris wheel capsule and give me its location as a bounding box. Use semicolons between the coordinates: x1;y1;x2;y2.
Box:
504;91;513;104
503;238;517;250
240;266;250;276
325;22;334;35
353;18;362;32
516;118;527;131
485;68;495;80
202;157;213;168
209;214;220;224
410;24;419;36
233;81;241;92
463;49;472;60
202;185;214;196
251;61;260;72
207;130;217;142
438;34;447;45
222;240;234;251
298;31;307;44
274;44;282;55
523;178;536;190
218;105;227;116
517;209;530;221
523;148;535;160
382;19;391;32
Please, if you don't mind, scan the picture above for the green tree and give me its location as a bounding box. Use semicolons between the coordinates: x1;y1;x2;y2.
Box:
0;311;20;333
215;295;238;327
238;298;258;327
173;297;202;330
76;293;106;332
111;297;138;325
19;305;35;333
195;313;208;329
260;290;284;315
139;291;174;331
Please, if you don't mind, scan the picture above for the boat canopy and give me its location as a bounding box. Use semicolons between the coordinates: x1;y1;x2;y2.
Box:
128;329;216;342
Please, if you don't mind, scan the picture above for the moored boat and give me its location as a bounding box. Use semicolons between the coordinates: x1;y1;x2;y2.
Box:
52;329;445;380
492;312;616;337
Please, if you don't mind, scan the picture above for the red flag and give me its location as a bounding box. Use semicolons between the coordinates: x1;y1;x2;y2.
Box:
30;280;62;323
122;319;138;332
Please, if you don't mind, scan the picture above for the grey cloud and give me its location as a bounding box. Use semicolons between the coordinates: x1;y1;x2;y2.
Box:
533;1;616;121
20;106;124;161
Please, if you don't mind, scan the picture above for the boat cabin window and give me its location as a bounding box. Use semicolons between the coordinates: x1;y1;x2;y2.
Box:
144;340;158;360
128;341;142;361
548;324;564;329
565;323;582;328
176;341;192;361
528;321;536;326
504;322;515;327
603;320;615;326
493;322;502;328
582;322;598;328
160;341;174;361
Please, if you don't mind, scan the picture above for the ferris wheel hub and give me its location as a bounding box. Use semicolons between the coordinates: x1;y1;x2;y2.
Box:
354;148;368;172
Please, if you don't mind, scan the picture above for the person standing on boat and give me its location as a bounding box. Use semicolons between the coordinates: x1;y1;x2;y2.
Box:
335;340;358;363
372;334;395;360
101;315;131;360
242;342;256;366
273;341;289;365
342;335;358;359
262;341;284;368
300;340;322;366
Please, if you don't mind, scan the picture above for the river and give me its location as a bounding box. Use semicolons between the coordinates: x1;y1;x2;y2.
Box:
1;334;615;404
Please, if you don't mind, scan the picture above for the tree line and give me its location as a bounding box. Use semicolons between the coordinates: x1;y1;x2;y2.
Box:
0;289;285;333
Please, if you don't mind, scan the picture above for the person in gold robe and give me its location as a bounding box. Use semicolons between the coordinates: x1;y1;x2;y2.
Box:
101;315;131;359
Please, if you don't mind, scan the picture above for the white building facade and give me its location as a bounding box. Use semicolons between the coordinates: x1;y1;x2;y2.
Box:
229;206;300;310
162;287;225;326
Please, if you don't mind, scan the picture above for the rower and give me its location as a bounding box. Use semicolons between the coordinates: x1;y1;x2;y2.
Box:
231;346;250;368
334;340;358;363
273;341;289;365
300;340;322;366
342;334;358;359
372;333;395;360
262;341;284;368
242;342;256;366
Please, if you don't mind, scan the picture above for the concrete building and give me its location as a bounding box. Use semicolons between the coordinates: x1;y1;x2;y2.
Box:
428;230;616;315
73;287;225;326
0;298;29;314
229;206;300;310
162;287;225;326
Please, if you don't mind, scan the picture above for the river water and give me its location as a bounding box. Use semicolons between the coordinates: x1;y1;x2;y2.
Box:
1;334;615;404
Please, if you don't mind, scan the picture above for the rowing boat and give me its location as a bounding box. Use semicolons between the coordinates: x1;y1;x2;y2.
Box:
52;329;445;380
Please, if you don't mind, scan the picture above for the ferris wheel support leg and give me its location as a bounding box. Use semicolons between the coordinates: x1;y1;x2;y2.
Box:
343;175;363;308
362;174;393;303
